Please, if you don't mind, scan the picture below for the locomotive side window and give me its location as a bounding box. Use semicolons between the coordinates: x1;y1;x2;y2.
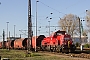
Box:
64;37;70;40
44;43;47;44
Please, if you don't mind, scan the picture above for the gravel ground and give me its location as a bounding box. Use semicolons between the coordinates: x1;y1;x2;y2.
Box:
38;51;90;60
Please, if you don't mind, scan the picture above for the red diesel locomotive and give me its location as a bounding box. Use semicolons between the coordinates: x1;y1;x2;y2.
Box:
40;30;76;53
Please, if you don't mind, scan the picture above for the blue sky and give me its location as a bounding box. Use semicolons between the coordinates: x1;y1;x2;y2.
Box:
0;0;90;41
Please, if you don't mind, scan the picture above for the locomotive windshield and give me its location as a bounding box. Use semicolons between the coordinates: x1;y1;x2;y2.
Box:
55;30;65;35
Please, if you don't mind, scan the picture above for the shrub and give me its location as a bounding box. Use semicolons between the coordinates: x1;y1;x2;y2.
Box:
84;44;90;48
75;42;80;47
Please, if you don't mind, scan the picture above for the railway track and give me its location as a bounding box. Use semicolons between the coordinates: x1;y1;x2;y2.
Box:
37;48;90;60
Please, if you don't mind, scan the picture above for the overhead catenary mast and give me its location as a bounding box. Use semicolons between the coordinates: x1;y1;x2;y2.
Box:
28;0;32;51
3;29;5;49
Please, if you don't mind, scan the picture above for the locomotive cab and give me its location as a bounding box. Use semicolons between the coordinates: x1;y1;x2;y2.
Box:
55;30;76;53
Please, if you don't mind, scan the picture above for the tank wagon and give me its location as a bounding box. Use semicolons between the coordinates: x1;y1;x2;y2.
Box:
0;38;28;49
31;35;45;50
14;38;28;49
0;42;2;48
0;41;6;49
6;40;15;49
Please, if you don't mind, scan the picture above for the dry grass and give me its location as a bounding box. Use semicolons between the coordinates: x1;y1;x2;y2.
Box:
0;49;80;60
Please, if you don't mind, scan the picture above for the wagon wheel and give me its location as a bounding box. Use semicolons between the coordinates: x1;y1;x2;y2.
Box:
61;48;64;53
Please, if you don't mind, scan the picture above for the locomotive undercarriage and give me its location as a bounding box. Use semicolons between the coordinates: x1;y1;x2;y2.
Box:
41;44;76;53
61;44;76;53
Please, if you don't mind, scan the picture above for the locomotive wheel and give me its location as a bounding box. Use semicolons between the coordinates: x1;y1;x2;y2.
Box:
56;46;62;53
61;48;64;53
52;47;55;52
41;45;45;51
62;48;69;53
56;48;60;53
69;49;75;53
48;45;51;52
70;45;76;53
45;45;51;52
50;46;53;52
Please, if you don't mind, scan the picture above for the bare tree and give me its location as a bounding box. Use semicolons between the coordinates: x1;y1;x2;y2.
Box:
86;10;90;32
58;14;79;36
82;30;87;36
